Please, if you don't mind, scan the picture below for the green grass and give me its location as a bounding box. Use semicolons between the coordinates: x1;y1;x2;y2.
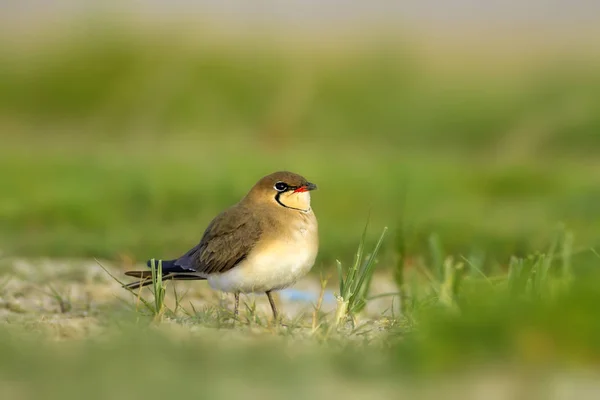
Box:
148;259;167;320
2;232;600;398
1;25;600;268
2;21;600;397
335;223;388;326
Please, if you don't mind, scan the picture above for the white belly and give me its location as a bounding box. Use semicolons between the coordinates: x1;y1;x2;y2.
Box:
207;217;318;293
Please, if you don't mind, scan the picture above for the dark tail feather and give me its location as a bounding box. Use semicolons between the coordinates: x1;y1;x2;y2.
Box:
123;273;204;290
145;259;179;272
123;258;204;291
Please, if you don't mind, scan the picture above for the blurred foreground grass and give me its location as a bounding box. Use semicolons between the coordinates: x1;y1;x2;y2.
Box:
2;232;600;399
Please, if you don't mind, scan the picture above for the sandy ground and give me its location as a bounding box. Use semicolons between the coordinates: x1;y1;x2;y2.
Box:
4;258;600;399
0;257;401;339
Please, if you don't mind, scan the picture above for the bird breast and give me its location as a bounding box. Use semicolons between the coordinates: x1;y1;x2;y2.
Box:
207;211;319;294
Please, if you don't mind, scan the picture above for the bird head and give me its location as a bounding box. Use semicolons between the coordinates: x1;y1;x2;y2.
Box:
246;171;317;212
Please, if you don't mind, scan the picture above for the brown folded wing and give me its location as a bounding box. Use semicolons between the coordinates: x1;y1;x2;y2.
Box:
177;205;263;275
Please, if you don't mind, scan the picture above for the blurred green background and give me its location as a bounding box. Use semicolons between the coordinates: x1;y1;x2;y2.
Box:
3;3;600;399
1;4;600;271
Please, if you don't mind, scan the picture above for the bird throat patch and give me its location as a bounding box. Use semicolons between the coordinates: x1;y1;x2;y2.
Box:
275;191;311;212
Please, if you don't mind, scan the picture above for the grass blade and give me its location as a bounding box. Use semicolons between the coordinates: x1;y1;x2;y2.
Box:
94;258;155;313
336;259;344;296
349;226;388;313
346;216;370;297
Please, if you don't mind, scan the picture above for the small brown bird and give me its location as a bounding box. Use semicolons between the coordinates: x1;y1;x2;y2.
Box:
123;171;319;321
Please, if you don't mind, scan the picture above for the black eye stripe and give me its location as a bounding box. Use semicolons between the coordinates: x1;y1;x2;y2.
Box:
274;191;307;211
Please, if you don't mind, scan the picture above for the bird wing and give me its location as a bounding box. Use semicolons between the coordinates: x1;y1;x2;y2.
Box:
174;205;263;275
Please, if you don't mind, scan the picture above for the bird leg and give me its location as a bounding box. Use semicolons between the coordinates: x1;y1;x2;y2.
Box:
234;292;240;318
265;290;279;322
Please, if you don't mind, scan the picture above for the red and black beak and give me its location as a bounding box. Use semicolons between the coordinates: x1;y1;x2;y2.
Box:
293;182;318;193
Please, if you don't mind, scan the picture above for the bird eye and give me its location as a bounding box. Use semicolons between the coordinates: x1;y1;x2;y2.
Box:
274;182;288;192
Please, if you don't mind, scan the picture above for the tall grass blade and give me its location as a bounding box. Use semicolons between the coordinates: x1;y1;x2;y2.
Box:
521;256;537;296
336;259;344;296
149;259;166;320
460;254;494;288
346;216;370;297
94;258;155;313
349;226;388;314
439;257;465;308
509;256;536;298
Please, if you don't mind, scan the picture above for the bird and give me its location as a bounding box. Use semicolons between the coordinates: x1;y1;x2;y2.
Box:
123;171;319;321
